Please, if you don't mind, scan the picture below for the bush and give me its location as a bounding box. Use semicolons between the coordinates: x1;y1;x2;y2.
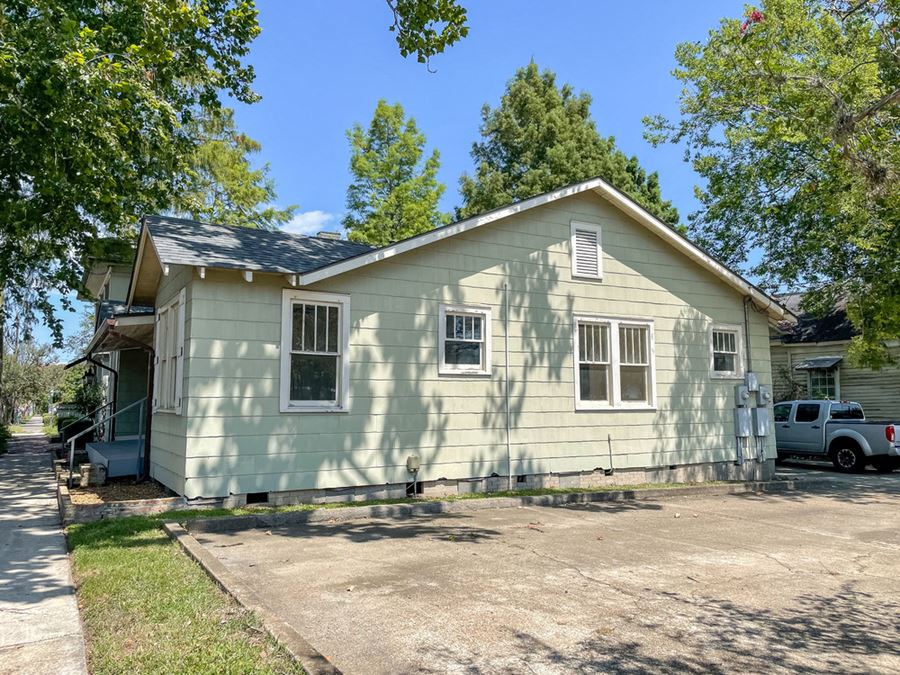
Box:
43;413;57;427
0;425;10;455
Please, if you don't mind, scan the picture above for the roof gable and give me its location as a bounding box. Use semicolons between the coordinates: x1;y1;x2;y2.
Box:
296;177;792;322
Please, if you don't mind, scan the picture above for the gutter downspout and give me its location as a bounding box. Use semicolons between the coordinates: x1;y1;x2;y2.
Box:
743;297;753;375
504;282;512;491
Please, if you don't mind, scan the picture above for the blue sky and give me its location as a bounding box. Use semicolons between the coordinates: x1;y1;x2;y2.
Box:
43;0;747;354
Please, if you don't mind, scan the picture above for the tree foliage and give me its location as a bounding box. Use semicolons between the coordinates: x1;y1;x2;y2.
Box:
0;342;57;423
645;0;900;367
343;100;448;246
0;0;262;342
458;62;680;225
173;108;296;229
385;0;468;69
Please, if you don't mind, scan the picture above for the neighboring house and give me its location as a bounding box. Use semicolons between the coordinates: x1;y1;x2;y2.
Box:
77;177;792;504
770;293;900;419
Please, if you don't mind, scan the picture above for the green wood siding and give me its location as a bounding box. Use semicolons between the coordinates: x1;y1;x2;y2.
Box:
147;265;192;495
166;192;774;499
770;342;900;419
114;349;149;435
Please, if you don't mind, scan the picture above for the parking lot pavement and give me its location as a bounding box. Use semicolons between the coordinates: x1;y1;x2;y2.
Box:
197;475;900;675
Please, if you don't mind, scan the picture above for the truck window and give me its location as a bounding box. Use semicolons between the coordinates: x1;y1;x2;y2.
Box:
831;403;864;420
773;404;791;422
795;403;821;423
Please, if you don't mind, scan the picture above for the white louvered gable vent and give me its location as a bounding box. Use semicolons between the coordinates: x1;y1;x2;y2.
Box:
570;221;603;279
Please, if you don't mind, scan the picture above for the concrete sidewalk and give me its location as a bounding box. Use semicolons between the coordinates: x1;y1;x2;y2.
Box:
0;423;87;675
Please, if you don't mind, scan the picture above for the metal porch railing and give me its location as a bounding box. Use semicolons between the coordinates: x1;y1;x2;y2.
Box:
67;397;148;488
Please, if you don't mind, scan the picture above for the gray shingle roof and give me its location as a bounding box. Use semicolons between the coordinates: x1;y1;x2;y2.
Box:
144;215;373;274
775;293;855;344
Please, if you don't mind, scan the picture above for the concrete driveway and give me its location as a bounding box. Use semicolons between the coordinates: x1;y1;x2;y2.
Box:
196;470;900;674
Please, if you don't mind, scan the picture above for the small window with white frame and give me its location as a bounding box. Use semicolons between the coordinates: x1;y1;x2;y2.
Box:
439;304;492;375
570;221;602;280
574;316;655;409
710;324;744;379
153;288;186;414
280;289;350;412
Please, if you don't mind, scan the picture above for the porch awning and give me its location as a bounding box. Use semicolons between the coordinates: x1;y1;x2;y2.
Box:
794;356;843;371
85;313;155;355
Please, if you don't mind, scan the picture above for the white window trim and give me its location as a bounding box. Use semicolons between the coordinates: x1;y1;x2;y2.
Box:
570;220;603;280
709;323;745;380
153;287;186;415
807;363;841;400
438;304;492;376
280;289;351;413
573;314;656;411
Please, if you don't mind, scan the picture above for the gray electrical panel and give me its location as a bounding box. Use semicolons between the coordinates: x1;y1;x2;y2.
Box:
745;371;759;392
752;408;770;437
734;408;752;437
756;385;772;406
734;384;751;407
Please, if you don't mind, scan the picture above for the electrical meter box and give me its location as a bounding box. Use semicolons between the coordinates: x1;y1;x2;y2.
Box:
756;385;772;406
745;372;759;392
734;408;752;437
752;407;770;437
406;454;421;472
734;384;751;407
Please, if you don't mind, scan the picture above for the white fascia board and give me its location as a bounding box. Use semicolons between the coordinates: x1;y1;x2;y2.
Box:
294;176;791;324
296;179;608;286
125;224;149;307
589;181;791;322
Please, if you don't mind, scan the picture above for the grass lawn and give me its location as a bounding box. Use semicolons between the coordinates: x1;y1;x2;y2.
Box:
7;423;25;434
68;517;305;674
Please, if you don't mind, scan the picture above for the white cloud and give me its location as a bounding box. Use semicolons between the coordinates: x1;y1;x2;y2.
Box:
281;210;341;236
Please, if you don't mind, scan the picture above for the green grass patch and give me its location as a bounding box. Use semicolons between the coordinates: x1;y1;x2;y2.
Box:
68;517;304;674
7;424;25;434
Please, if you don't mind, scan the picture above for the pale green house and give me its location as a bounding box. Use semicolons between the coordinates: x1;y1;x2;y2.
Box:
83;177;791;504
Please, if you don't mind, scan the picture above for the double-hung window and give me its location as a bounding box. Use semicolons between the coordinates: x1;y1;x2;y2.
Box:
710;324;744;379
574;316;655;409
153;288;186;414
439;304;492;375
280;290;350;412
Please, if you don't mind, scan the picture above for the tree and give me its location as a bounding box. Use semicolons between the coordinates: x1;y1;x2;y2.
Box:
0;342;56;423
386;0;469;70
0;0;262;346
458;62;680;225
173;108;296;229
343;100;448;246
645;0;899;367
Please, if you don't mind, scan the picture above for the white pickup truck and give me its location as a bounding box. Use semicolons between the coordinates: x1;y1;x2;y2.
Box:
774;400;900;473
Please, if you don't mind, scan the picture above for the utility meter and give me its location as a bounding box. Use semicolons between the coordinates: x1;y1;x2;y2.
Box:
756;385;772;406
734;384;751;407
751;407;770;437
745;372;759;392
406;454;421;473
734;408;752;437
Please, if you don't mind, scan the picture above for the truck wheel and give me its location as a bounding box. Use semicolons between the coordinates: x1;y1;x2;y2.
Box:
871;457;898;474
831;444;865;473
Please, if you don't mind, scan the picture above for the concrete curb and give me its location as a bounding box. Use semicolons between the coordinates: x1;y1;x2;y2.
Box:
163;522;341;675
184;477;829;535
